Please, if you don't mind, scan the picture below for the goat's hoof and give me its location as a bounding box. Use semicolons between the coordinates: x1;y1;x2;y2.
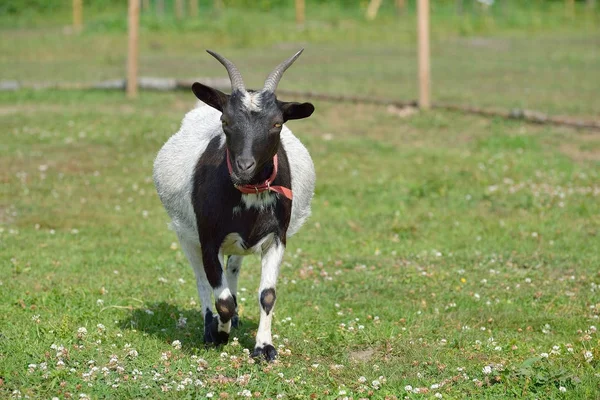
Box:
204;316;229;346
231;314;241;329
251;344;277;362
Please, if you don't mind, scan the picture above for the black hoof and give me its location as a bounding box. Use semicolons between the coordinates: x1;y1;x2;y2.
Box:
203;310;229;346
251;344;277;362
231;314;241;329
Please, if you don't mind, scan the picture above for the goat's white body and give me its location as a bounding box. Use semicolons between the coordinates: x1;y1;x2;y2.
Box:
153;102;315;248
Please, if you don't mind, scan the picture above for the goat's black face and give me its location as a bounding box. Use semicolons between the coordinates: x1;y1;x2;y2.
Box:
192;83;314;185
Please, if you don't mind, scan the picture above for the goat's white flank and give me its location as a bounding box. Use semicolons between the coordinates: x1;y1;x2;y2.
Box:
153;101;315;353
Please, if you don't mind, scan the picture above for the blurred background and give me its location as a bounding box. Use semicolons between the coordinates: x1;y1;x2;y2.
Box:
1;0;598;117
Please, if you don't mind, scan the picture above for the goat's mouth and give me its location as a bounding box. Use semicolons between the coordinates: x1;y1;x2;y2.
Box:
229;159;274;187
229;171;256;186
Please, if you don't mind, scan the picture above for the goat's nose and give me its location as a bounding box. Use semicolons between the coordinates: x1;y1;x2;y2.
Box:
236;158;255;172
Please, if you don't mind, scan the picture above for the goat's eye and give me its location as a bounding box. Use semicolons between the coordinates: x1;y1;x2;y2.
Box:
273;123;282;129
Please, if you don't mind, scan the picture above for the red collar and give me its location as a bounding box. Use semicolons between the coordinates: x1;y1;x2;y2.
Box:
226;148;293;200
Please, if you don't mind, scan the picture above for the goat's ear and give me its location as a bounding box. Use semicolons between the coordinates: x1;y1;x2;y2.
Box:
192;82;229;112
279;101;315;122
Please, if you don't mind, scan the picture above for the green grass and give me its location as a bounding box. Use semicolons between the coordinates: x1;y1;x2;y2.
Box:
1;4;600;398
1;89;599;399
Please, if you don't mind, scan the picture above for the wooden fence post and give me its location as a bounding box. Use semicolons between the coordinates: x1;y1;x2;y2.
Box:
566;0;575;17
127;0;140;99
395;0;406;14
417;0;430;110
366;0;383;20
189;0;199;17
73;0;83;32
295;0;305;26
175;0;185;19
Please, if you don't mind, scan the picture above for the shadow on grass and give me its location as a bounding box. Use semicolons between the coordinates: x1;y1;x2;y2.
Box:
119;302;258;352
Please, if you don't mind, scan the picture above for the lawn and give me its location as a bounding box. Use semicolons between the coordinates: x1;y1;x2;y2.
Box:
1;88;599;399
1;3;600;399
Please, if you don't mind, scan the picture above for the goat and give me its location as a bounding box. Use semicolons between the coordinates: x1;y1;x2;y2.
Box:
153;49;315;361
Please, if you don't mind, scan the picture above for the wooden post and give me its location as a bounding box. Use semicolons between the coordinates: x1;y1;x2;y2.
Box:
295;0;305;26
127;0;140;99
176;0;185;19
72;0;83;32
417;0;430;110
395;0;406;14
566;0;575;17
366;0;383;20
189;0;199;17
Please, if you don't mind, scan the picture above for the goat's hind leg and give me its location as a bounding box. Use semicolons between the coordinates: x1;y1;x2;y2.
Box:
226;255;243;328
201;246;236;345
177;235;215;344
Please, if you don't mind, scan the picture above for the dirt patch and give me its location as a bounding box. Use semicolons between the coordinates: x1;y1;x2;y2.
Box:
349;347;375;363
558;133;600;162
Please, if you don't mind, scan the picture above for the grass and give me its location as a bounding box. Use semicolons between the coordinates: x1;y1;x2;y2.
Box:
1;3;600;398
1;88;599;399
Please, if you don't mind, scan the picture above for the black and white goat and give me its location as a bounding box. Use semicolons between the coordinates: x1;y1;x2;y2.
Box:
153;50;315;361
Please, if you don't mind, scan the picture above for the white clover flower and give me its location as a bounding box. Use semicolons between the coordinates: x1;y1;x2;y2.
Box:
358;376;366;383
177;315;187;329
482;365;492;375
435;394;443;399
559;386;567;393
584;351;593;363
372;380;380;389
240;389;252;397
96;299;104;306
77;327;88;338
404;385;413;392
31;315;41;323
540;353;549;358
172;340;182;350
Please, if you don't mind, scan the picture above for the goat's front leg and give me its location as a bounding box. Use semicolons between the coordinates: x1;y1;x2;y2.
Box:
202;245;236;346
252;238;284;361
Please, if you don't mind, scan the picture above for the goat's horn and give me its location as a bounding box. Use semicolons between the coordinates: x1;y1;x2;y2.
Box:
206;50;246;93
263;49;304;93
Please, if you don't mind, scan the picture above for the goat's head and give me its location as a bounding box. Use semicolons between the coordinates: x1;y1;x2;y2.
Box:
192;50;314;184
